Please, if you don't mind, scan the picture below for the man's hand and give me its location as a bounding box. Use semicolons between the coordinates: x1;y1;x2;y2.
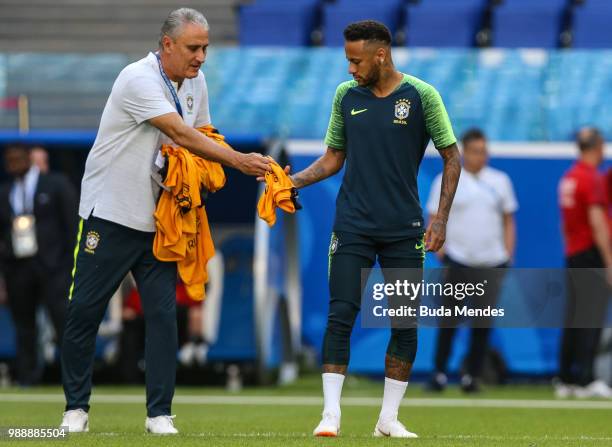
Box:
425;216;447;252
236;152;271;177
257;165;290;183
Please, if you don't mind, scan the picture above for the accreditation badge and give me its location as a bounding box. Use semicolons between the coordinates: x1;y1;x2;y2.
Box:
11;214;38;258
150;149;170;192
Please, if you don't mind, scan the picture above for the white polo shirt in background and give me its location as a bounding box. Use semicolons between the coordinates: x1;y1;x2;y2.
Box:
426;166;518;267
79;52;212;232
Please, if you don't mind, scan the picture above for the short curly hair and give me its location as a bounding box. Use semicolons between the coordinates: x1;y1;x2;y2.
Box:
343;20;392;45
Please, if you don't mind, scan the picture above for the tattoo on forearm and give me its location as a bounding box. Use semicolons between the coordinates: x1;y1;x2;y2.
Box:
385;354;412;381
291;148;344;189
437;144;461;221
291;163;326;189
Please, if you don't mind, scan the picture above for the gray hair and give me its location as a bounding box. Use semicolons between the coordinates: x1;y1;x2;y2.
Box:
159;8;209;47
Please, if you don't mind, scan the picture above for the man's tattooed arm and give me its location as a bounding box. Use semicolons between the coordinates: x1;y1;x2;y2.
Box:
290;147;346;189
426;143;461;252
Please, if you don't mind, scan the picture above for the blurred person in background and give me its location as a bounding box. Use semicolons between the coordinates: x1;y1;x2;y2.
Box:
288;21;460;438
425;128;518;393
119;278;208;382
60;7;269;435
0;143;78;386
178;250;223;367
557;127;612;399
30;146;50;174
176;284;209;367
119;251;224;380
117;276;146;384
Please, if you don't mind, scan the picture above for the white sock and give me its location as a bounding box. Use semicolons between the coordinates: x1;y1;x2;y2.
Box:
322;373;345;417
379;377;408;423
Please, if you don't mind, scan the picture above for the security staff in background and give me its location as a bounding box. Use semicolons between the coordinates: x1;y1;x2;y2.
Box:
557;127;612;399
0;143;78;386
60;8;269;434
425;128;518;393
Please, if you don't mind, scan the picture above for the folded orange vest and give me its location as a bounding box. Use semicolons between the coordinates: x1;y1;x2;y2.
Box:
257;158;301;226
153;126;229;300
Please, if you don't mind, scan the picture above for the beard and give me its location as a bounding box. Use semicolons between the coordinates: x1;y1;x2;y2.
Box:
361;61;383;87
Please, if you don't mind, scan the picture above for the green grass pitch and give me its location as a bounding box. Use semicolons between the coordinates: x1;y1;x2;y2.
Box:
1;376;611;446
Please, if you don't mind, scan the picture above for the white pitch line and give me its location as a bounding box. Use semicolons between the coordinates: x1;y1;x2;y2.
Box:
187;433;612;441
434;434;612;441
40;432;612;444
95;432;612;442
1;393;612;410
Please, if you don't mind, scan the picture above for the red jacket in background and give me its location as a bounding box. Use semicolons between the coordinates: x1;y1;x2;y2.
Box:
559;161;609;256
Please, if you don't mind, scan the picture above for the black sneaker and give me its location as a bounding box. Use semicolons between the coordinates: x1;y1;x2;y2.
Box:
460;374;482;393
425;372;447;392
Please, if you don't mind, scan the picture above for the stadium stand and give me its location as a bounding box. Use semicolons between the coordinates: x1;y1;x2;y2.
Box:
0;54;129;129
404;0;488;47
239;0;320;46
572;0;612;48
491;0;568;48
236;0;594;50
322;0;405;46
3;48;608;140
0;0;241;53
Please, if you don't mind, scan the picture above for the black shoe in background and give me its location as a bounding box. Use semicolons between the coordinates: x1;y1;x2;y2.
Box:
425;372;448;392
461;374;482;393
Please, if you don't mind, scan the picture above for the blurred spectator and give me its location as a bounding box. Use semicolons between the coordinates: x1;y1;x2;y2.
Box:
118;252;224;381
176;288;209;367
425;129;518;393
30;146;49;174
0;143;78;385
0;276;7;305
607;167;612;227
118;280;209;382
556;127;612;399
118;276;145;383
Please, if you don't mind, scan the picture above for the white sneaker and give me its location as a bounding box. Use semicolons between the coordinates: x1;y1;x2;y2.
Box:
575;380;612;399
178;342;196;366
313;412;340;437
145;415;178;434
194;343;209;365
373;419;418;438
554;382;575;399
61;409;89;433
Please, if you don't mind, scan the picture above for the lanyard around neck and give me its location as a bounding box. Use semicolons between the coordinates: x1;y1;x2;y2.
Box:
13;177;33;215
155;52;183;118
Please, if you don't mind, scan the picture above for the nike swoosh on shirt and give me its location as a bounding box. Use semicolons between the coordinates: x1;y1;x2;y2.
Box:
350;108;368;116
